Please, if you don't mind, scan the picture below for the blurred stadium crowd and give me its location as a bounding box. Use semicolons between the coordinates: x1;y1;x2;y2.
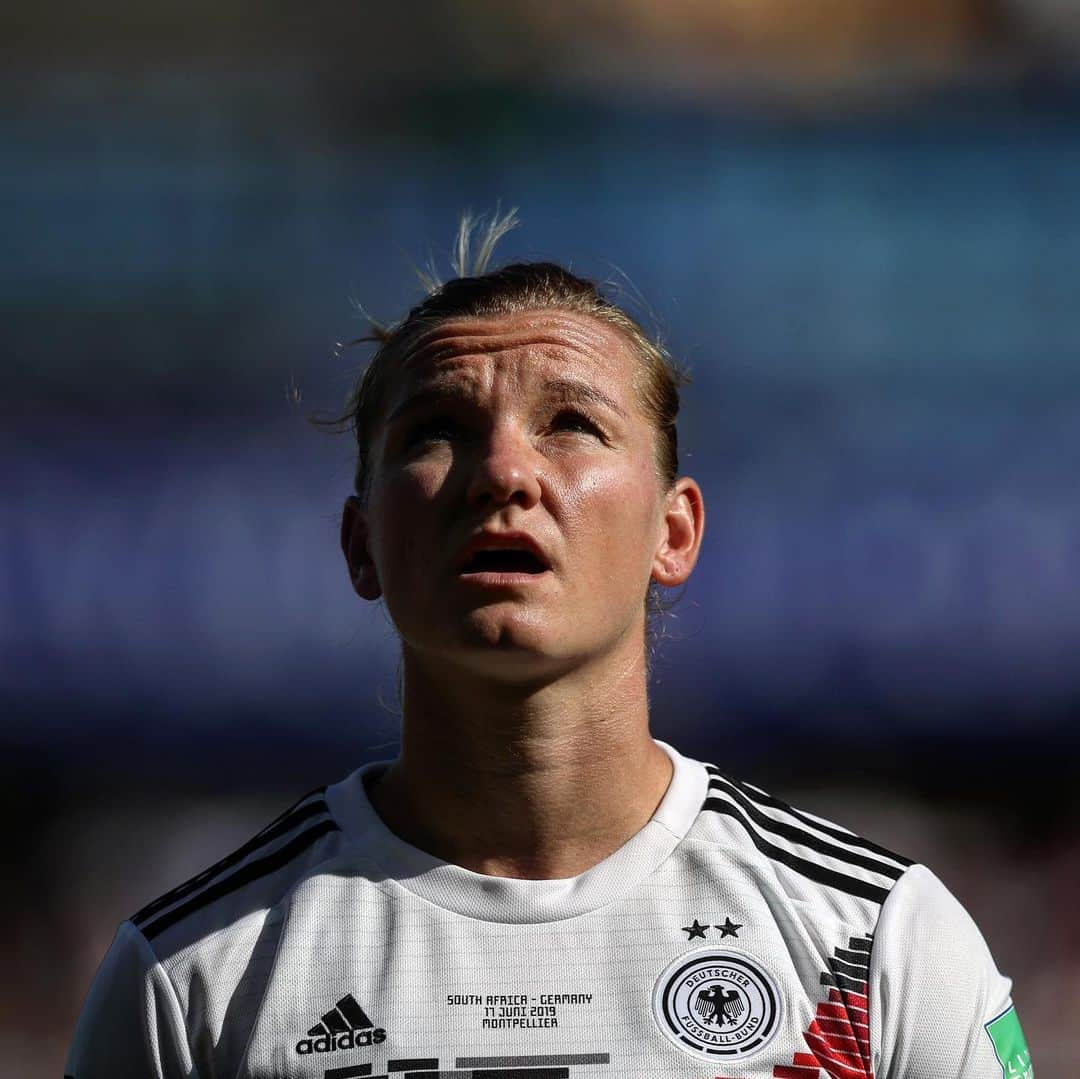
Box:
4;1;1080;1075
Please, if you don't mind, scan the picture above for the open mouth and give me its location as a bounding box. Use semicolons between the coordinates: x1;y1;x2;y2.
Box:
459;548;549;575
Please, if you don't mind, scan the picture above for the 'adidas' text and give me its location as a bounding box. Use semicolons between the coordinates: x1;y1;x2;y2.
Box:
295;1027;386;1054
296;993;385;1054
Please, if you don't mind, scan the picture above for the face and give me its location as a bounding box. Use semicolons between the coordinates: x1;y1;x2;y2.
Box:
341;308;704;682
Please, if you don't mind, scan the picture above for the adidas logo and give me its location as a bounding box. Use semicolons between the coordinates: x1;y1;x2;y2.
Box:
295;994;387;1055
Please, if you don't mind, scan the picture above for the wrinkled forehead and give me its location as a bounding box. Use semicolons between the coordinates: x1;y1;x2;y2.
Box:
392;309;639;399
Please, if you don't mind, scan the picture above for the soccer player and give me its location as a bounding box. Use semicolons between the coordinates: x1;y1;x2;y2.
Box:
67;213;1032;1078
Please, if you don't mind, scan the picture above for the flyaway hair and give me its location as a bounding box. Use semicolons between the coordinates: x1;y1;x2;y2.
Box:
451;206;521;280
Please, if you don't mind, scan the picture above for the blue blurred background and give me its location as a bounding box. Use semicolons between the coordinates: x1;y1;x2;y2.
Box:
5;1;1079;1073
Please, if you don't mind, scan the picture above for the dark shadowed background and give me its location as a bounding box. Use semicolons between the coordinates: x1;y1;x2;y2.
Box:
4;2;1079;1075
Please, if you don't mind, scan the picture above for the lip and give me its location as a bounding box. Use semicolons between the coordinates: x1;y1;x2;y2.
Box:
454;530;553;576
455;569;552;588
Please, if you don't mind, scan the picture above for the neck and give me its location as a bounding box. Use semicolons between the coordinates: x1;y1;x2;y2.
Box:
367;640;673;879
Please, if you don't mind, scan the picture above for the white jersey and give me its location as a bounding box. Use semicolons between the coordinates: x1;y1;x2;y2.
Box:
67;741;1032;1079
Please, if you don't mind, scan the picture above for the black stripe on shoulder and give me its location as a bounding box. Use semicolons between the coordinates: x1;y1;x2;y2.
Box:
132;787;328;928
140;817;340;940
705;765;913;869
253;785;331;840
706;775;903;882
702;797;890;904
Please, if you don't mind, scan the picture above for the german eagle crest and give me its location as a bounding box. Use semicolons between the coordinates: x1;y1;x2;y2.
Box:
652;948;782;1061
694;984;745;1026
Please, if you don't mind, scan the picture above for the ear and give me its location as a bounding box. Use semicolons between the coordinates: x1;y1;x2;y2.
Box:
341;495;382;601
651;477;705;588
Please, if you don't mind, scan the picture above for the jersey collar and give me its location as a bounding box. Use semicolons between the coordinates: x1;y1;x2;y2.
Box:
325;740;708;923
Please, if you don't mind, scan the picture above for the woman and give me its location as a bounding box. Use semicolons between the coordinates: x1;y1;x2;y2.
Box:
68;214;1031;1078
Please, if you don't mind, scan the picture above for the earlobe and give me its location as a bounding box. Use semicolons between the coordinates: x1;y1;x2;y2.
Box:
341;495;382;601
651;478;706;588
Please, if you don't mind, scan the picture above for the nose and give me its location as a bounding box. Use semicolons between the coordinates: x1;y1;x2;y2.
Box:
465;422;542;511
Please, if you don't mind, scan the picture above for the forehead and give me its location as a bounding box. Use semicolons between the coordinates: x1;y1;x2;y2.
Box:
392;308;639;399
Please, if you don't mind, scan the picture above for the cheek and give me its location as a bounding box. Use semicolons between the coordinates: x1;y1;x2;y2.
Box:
561;458;660;572
368;467;443;575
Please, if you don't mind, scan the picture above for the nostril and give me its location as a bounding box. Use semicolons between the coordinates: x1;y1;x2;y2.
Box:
466;459;542;508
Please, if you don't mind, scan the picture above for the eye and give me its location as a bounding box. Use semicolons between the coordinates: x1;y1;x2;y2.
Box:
405;415;459;446
551;409;603;437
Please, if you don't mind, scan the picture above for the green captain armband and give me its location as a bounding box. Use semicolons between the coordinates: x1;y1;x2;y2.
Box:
985;1004;1032;1079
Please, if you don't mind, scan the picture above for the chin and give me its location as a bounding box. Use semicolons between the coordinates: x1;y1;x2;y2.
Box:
464;616;561;658
441;614;579;679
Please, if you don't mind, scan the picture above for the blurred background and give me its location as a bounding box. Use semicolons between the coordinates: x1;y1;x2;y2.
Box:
5;1;1079;1074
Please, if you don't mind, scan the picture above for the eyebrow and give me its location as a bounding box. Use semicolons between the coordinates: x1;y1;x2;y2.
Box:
386;377;629;426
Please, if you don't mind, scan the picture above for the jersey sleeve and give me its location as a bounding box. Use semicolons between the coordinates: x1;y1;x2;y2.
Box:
65;920;197;1079
870;863;1033;1079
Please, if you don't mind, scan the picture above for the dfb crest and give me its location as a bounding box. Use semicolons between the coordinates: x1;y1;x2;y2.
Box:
652;949;782;1061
